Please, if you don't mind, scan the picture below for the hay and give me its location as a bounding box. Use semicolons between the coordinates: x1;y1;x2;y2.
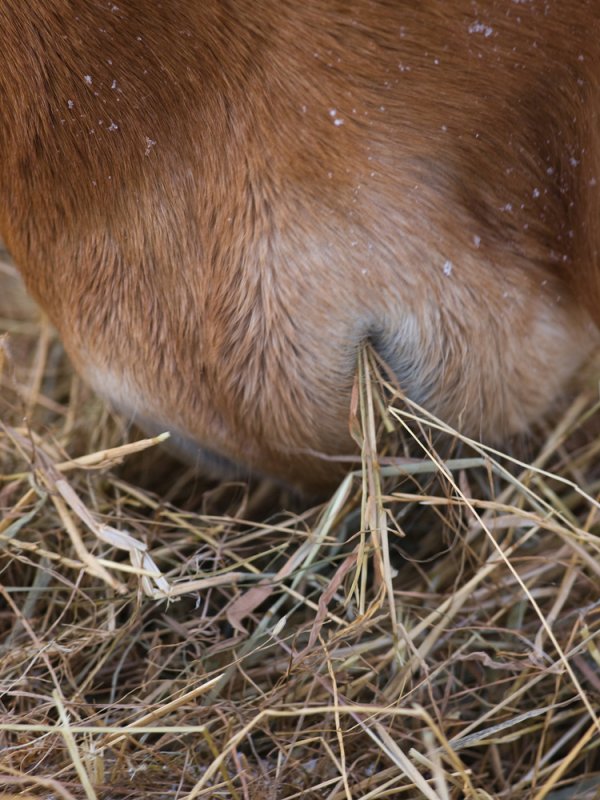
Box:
1;269;599;800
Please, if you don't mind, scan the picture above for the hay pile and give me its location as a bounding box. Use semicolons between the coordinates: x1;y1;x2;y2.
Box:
1;264;599;800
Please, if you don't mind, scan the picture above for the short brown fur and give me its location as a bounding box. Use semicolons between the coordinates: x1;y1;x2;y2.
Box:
1;1;598;487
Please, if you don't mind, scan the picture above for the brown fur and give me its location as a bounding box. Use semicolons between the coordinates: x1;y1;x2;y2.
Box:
0;0;598;487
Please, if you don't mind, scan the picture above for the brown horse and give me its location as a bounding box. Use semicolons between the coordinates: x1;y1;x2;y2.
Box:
1;1;598;487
